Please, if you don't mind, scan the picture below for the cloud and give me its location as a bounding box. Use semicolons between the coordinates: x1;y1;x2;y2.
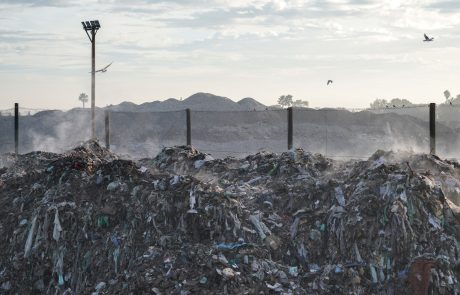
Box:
429;1;460;12
0;29;59;44
0;0;79;7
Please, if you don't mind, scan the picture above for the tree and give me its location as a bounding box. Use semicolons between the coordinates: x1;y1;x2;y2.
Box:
278;94;293;108
78;93;89;108
370;99;388;109
444;90;452;104
444;90;451;100
292;99;309;108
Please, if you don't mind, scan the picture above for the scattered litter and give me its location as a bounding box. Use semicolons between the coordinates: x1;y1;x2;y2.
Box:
0;141;459;294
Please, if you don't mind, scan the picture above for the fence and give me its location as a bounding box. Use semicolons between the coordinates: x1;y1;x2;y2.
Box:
1;103;459;160
435;104;460;159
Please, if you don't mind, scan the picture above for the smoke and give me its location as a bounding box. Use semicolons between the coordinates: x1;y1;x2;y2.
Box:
13;110;92;154
28;117;90;153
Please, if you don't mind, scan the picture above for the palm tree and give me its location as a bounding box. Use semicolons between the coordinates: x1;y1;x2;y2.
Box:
78;93;89;108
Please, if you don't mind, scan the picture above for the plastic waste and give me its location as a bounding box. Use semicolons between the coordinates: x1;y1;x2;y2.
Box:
53;209;62;242
24;214;37;258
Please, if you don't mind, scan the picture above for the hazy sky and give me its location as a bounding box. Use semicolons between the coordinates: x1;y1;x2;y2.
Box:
1;0;460;110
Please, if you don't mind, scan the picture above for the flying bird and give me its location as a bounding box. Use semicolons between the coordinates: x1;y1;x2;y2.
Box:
327;80;333;85
92;62;113;73
96;62;112;73
423;34;434;42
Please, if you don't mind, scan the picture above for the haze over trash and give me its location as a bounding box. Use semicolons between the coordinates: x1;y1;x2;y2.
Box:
0;92;459;161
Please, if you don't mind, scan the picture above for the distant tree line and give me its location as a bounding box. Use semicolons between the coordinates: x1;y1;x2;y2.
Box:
369;98;414;109
369;90;460;109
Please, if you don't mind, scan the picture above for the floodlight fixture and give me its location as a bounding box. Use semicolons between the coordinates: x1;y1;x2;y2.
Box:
82;20;100;32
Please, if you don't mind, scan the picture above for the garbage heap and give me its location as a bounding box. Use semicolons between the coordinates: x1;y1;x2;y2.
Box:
1;141;460;294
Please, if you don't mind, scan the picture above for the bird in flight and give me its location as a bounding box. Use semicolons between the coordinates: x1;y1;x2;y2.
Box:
93;62;113;73
327;80;333;85
423;34;434;42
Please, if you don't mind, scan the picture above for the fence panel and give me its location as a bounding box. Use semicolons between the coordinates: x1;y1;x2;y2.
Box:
295;106;430;159
109;110;186;158
19;109;93;154
436;105;460;159
191;110;287;158
293;108;328;155
0;111;14;154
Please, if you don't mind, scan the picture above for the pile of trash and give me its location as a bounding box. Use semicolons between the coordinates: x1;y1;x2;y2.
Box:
1;141;460;294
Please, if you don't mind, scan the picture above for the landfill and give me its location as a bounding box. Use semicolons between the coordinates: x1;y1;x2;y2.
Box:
1;140;460;294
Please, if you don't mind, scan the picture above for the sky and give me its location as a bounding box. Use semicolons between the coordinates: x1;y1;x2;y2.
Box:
1;0;460;110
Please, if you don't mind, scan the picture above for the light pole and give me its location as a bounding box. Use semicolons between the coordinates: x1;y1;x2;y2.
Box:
81;20;100;139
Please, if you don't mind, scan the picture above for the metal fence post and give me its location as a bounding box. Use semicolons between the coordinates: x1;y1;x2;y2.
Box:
105;110;110;149
287;107;293;150
14;103;18;154
186;108;191;146
429;103;436;155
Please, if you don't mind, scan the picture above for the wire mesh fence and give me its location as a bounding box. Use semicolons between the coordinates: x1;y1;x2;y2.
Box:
109;110;186;158
1;104;459;159
191;109;287;158
436;104;460;159
0;108;98;154
0;113;14;152
293;106;430;159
